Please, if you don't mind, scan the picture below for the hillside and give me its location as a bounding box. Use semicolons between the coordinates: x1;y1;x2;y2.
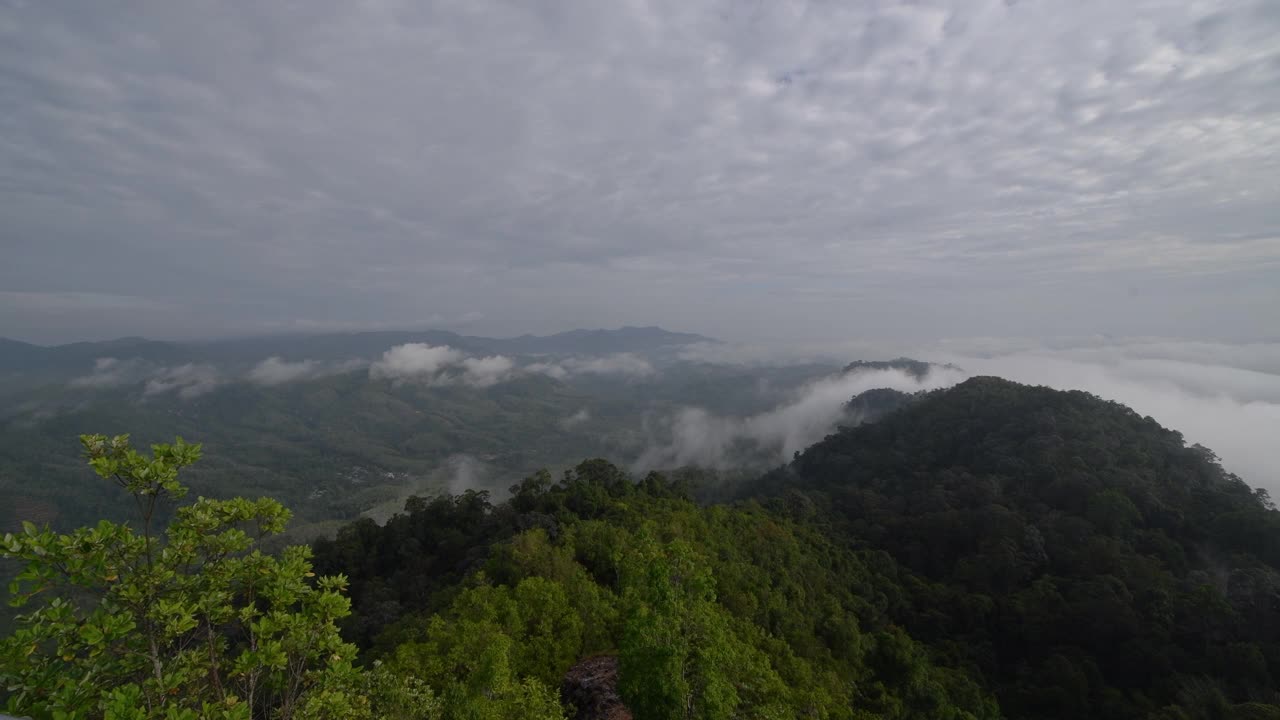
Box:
5;376;1279;718
309;377;1280;719
0;357;840;536
746;376;1280;719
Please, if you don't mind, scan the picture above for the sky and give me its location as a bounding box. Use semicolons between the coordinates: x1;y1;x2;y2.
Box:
2;0;1279;344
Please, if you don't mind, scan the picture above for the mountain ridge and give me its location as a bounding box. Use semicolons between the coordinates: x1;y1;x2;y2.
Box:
0;326;717;376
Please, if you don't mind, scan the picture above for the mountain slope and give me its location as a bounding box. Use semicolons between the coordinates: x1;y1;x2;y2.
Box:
745;376;1280;719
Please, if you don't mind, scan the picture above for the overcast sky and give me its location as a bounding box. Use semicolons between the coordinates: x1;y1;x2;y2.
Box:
2;0;1278;344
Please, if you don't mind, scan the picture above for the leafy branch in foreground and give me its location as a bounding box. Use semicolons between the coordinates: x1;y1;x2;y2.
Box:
0;434;372;719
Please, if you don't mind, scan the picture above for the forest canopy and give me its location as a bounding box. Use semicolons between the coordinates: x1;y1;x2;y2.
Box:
4;377;1280;719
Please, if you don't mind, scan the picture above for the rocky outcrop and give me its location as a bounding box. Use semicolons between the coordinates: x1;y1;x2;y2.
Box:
561;654;632;720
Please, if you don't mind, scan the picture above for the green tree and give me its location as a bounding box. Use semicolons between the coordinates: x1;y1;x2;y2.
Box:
0;434;366;719
617;533;789;720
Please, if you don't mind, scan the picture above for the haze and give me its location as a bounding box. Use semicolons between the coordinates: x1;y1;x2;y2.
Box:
2;1;1278;344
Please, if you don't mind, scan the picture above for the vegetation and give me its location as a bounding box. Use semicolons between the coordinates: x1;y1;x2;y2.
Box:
0;435;375;718
747;377;1280;719
4;377;1280;719
0;359;840;538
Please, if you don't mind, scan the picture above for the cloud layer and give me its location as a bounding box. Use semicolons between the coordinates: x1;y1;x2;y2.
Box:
368;343;654;386
369;344;465;382
143;364;221;399
647;338;1280;494
2;1;1277;342
247;356;322;386
636;366;966;470
937;348;1280;492
527;354;655;380
68;357;150;388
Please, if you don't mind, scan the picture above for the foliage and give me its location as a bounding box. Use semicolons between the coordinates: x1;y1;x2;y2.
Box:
325;459;999;720
8;376;1280;720
0;435;364;719
747;377;1280;720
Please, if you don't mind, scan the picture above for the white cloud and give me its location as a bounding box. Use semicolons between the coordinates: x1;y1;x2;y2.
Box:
635;366;965;470
459;355;516;388
367;344;521;387
4;0;1276;342
143;364;221;399
643;338;1280;495
68;357;149;388
525;361;569;380
937;349;1280;492
560;408;591;429
563;354;654;377
369;343;464;381
247;356;322;385
527;353;655;380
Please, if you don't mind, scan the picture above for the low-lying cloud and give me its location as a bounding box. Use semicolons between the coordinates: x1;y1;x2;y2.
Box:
562;354;654;377
655;338;1280;495
247;357;322;386
369;343;654;386
460;355;517;388
369;343;465;381
635;366;966;471
143;364;221;399
527;353;655;380
368;343;513;387
937;348;1280;493
560;408;591;430
68;357;150;388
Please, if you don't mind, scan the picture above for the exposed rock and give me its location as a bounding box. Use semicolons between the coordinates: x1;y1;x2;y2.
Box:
561;654;631;720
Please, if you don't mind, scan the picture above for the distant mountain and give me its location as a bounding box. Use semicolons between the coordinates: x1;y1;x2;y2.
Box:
842;356;960;379
0;337;47;368
0;336;188;374
0;326;717;382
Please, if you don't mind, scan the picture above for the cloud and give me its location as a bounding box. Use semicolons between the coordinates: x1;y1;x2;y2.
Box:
443;454;487;496
564;354;654;377
643;339;1280;496
635;365;966;471
934;347;1280;492
369;344;464;381
525;362;569;381
459;355;516;388
560;408;591;430
143;364;221;399
368;343;519;387
2;1;1276;343
247;356;322;386
68;357;150;388
527;353;655;380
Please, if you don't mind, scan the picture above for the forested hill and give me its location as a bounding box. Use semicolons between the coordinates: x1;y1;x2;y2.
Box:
747;376;1280;719
6;376;1280;718
310;376;1280;719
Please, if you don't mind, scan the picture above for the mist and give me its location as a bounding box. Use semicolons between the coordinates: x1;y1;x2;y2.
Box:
560;408;591;430
942;349;1280;492
646;338;1280;494
527;353;655;380
635;366;967;471
143;364;221;399
68;357;152;388
247;357;322;386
